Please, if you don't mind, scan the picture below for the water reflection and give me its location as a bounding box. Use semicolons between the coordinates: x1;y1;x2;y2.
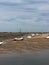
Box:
0;50;49;65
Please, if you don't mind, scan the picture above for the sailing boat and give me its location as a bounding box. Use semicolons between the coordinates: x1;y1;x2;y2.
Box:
14;24;24;41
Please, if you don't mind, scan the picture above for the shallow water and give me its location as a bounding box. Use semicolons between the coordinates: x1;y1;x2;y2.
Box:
0;50;49;65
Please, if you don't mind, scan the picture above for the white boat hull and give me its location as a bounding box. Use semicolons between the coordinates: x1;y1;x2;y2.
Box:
14;37;24;41
0;42;3;44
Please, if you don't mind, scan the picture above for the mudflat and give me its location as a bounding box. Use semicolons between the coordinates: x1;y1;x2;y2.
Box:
0;32;49;54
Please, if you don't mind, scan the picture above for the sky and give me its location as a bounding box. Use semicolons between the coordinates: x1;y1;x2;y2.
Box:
0;0;49;32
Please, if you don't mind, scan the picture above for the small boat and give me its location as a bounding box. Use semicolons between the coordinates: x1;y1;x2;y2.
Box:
46;36;49;39
14;37;24;41
31;34;35;37
27;36;32;39
36;33;39;36
0;41;3;44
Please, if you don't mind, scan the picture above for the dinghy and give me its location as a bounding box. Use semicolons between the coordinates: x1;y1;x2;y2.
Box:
36;33;39;36
31;34;35;37
14;37;24;41
0;41;3;44
46;36;49;39
27;36;32;39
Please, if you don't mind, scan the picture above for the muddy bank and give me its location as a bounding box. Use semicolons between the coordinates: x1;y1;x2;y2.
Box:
0;32;49;54
0;38;49;54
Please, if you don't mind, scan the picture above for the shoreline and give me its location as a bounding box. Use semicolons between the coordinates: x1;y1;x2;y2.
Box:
0;32;49;54
0;38;49;54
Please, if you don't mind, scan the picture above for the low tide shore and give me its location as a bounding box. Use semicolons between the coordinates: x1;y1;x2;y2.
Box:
0;32;49;54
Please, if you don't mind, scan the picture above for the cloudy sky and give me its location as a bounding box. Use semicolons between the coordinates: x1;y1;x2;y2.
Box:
0;0;49;32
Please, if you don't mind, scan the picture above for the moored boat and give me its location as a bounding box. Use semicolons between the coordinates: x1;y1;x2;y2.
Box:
14;37;24;41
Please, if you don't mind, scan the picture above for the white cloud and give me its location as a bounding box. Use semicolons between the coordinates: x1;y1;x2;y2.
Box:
0;0;23;3
38;4;49;10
